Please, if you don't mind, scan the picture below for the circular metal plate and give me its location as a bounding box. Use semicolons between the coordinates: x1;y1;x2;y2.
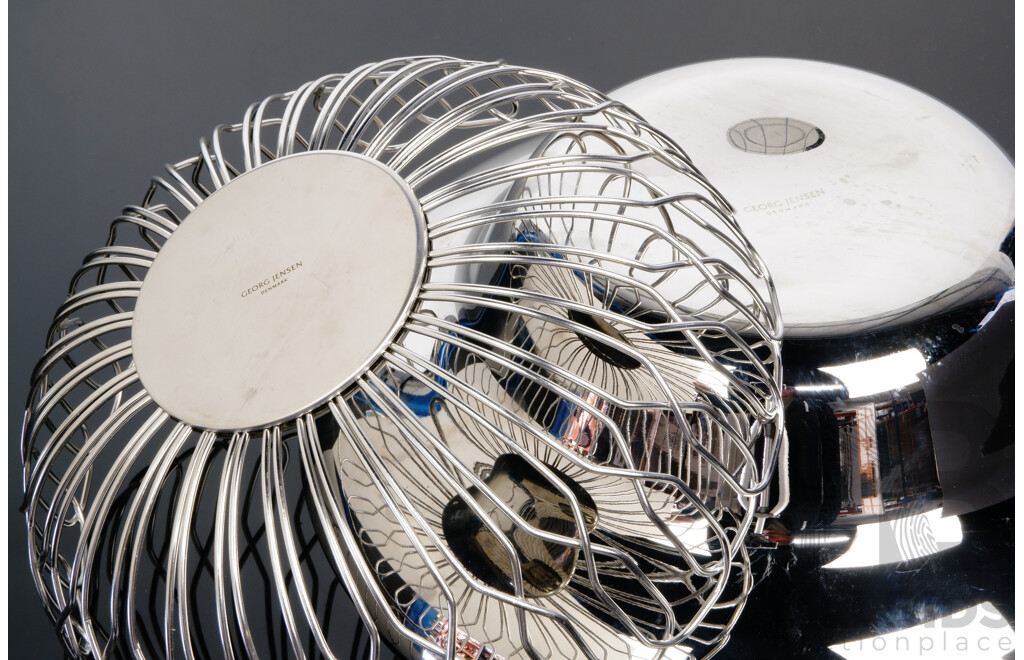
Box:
132;151;426;430
612;58;1014;335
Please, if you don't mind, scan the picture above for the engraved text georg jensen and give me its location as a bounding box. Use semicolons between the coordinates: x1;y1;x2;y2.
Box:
240;261;303;298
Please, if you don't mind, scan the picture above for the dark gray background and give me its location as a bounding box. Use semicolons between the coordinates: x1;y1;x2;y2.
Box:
9;2;1013;656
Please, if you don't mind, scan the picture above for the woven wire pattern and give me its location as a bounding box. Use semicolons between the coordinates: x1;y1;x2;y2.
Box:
21;56;782;659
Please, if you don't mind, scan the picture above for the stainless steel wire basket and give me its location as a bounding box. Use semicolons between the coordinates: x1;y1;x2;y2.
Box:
21;56;783;659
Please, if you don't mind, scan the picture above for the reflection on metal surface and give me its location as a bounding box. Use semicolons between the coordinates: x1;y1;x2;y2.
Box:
833;389;940;519
440;452;599;598
611;58;1014;539
21;56;783;660
789;534;851;547
819;349;927;400
823;508;963;569
611;60;1013;660
727;117;825;155
918;299;1015;516
780;287;1012;531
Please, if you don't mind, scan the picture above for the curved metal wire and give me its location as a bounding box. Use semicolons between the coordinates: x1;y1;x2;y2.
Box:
21;56;782;659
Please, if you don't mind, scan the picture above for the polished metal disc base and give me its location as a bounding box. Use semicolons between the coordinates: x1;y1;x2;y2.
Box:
132;151;427;430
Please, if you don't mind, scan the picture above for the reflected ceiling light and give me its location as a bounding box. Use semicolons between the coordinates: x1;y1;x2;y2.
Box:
789;534;850;546
823;508;963;570
819;348;928;399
